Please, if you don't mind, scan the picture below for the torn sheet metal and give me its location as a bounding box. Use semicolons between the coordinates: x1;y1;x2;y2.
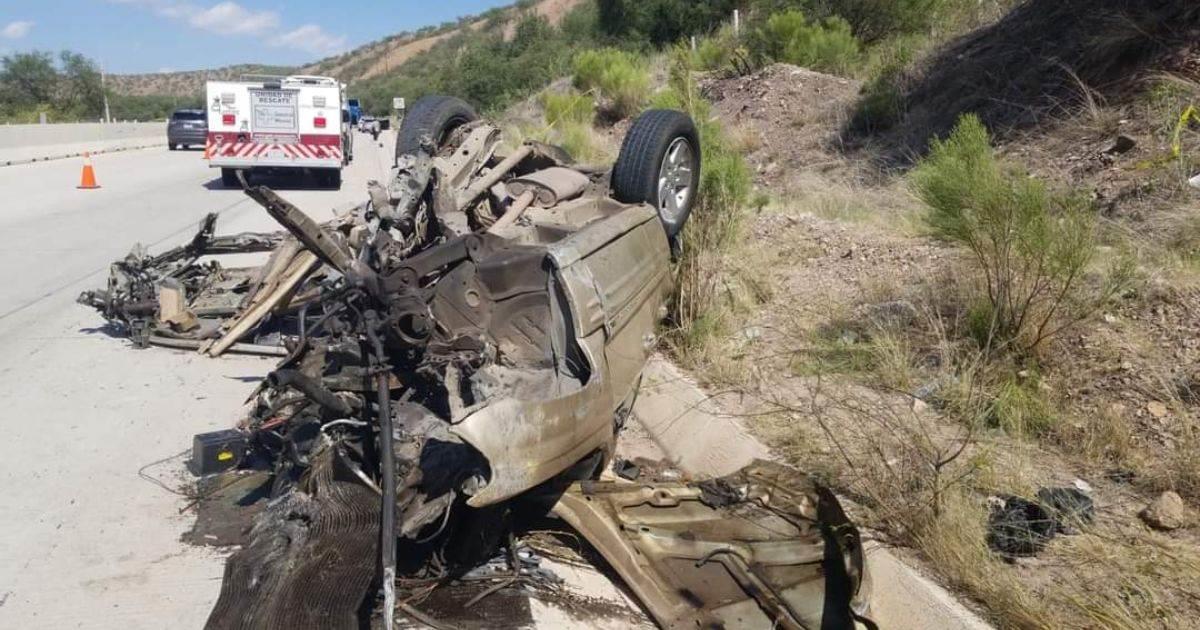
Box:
553;460;875;629
77;212;352;356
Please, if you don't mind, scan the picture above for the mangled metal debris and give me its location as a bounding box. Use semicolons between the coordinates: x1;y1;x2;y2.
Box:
554;460;874;629
123;94;871;629
77;211;353;357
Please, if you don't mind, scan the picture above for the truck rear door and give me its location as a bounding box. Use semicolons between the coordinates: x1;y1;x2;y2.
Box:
250;88;299;147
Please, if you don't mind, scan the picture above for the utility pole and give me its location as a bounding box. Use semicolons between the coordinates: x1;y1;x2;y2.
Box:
101;63;112;123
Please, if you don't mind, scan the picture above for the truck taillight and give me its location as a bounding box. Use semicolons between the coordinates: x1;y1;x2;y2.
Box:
221;114;235;126
313;116;327;129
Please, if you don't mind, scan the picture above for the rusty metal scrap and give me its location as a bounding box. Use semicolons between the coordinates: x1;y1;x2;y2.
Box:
554;460;874;629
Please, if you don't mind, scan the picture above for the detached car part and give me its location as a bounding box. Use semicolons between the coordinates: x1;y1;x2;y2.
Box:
554;460;874;629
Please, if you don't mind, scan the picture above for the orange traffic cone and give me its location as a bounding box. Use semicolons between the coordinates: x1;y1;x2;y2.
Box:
78;152;100;189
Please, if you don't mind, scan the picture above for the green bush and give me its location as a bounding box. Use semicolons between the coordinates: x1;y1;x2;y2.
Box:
750;10;861;76
990;374;1056;437
540;89;594;127
692;26;745;73
912;114;1128;354
572;48;650;120
553;120;608;163
850;67;905;132
811;0;948;43
598;0;738;47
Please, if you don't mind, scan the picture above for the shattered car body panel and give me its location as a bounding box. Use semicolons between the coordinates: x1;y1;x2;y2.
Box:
553;460;874;630
453;202;672;506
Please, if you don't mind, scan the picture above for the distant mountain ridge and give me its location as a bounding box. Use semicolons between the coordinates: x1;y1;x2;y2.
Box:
107;64;299;98
107;0;582;98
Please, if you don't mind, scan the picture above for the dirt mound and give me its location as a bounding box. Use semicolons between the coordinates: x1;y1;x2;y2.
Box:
851;0;1200;160
703;64;864;189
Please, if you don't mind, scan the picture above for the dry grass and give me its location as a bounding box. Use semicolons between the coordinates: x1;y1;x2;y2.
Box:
726;124;763;154
754;371;1200;630
726;251;1200;626
772;173;923;234
913;491;1052;628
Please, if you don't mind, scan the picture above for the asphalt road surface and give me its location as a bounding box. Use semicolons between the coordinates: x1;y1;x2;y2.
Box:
0;135;396;628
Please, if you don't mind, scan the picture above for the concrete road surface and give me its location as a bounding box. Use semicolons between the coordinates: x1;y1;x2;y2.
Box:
0;134;395;628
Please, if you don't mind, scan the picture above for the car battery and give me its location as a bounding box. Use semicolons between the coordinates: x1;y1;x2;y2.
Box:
189;429;248;476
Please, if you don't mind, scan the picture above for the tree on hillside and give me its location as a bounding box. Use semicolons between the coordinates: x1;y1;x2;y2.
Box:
598;0;742;46
0;50;107;121
58;51;105;117
1;51;58;107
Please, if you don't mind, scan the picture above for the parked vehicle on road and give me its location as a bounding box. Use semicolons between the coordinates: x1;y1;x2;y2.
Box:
205;75;350;189
358;114;381;140
166;108;207;150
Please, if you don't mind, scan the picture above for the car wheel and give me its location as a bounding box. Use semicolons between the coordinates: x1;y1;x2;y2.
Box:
612;109;701;240
395;95;478;160
220;168;239;188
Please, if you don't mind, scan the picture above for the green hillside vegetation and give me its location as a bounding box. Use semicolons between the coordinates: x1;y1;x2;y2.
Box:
0;50;203;122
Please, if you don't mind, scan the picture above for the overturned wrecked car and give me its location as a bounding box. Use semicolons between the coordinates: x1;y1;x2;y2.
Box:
89;95;872;629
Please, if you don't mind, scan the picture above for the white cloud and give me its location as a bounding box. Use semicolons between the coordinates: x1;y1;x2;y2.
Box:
2;20;34;39
270;24;346;55
108;0;344;57
188;2;278;36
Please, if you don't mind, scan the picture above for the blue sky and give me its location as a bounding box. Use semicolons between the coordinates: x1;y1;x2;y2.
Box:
0;0;512;73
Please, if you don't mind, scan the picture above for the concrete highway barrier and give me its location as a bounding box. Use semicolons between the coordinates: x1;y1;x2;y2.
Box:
0;121;167;167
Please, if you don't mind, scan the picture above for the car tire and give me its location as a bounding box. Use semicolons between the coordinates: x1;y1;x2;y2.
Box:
612;109;701;240
221;168;239;188
395;95;478;159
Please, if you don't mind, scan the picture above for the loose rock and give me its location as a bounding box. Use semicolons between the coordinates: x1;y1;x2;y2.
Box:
1140;491;1186;530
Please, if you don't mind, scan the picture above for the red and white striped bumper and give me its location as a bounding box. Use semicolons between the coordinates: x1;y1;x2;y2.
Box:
205;133;342;168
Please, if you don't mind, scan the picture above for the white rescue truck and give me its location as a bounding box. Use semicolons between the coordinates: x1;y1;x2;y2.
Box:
205;75;352;189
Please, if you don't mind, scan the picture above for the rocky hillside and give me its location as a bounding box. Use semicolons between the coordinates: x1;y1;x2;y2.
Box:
107;0;582;98
107;64;297;98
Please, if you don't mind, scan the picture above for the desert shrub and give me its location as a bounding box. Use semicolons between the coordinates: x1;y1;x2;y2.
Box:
812;0;948;43
652;47;753;356
850;68;905;132
534;119;609;164
691;26;747;74
989;373;1056;436
572;48;650;119
539;90;593;126
749;10;861;76
845;33;930;131
911;114;1130;355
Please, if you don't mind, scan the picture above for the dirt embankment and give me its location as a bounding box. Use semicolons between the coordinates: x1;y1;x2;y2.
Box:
699;52;1200;627
848;0;1200;159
